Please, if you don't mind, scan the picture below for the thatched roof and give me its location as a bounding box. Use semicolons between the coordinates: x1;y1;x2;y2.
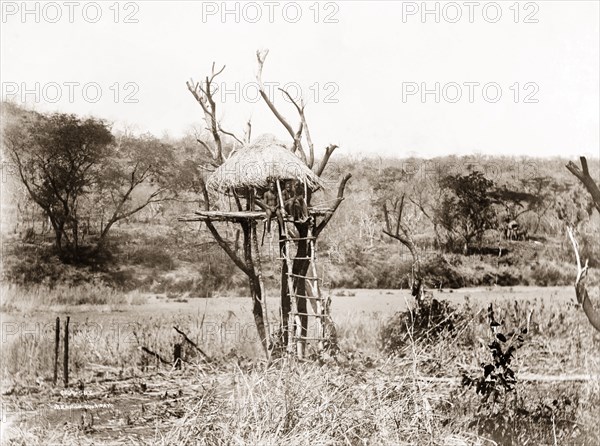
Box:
206;134;324;192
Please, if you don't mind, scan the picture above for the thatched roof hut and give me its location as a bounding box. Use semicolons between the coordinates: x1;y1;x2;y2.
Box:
206;134;324;192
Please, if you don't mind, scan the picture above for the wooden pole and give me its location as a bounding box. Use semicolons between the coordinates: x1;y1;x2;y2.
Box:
53;317;60;386
173;326;210;361
277;180;302;356
251;220;269;347
276;180;285;213
63;316;70;388
173;343;182;370
141;346;169;365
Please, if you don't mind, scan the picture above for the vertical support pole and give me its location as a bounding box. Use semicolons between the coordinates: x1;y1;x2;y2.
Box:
53;317;60;386
309;233;325;352
63;316;70;388
277;180;302;357
251;220;270;351
304;180;308;212
173;343;182;370
276;180;285;212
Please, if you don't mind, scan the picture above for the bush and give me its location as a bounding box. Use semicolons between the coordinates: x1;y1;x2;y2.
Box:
421;255;465;289
451;392;587;445
529;260;573;286
2;242;93;287
379;297;467;355
458;305;588;444
127;245;175;270
374;255;412;289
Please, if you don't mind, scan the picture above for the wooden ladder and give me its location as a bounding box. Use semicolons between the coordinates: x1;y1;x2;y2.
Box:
276;181;329;358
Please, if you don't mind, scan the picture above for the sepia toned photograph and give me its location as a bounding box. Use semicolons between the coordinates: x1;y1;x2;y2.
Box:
0;1;599;445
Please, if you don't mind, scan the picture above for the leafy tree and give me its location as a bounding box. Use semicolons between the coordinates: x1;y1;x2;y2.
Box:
437;171;496;253
492;186;539;221
4;107;113;256
3;104;178;259
514;176;564;234
94;133;178;249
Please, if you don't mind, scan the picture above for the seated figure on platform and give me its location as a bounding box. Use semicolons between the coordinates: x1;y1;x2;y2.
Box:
262;181;284;232
282;180;295;216
291;180;310;223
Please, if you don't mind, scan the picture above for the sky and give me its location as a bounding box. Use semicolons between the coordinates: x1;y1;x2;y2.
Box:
1;0;599;159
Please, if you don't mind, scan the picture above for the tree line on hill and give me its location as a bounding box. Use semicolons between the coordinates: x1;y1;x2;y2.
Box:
2;102;598;290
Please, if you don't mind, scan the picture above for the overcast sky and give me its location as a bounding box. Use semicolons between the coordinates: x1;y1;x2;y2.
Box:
1;1;598;158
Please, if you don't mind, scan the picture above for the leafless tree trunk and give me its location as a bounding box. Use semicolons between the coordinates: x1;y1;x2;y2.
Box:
186;53;351;356
187;64;269;354
255;50;351;349
383;194;425;303
566;157;600;332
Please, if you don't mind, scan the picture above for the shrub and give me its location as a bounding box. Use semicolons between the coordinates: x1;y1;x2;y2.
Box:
127;245;175;270
456;303;584;445
421;255;465;288
379;296;466;355
529;260;572;286
462;304;526;400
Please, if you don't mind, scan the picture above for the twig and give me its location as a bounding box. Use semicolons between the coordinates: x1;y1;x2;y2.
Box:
140;346;170;365
173;326;211;361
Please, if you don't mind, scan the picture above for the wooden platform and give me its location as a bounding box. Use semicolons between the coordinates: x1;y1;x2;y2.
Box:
178;207;334;223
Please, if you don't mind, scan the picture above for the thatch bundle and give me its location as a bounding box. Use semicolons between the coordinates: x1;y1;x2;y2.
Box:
206;134;324;192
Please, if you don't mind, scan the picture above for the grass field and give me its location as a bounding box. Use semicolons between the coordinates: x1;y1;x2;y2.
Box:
1;286;599;445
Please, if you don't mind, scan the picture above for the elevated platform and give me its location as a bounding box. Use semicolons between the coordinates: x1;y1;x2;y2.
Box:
178;207;334;223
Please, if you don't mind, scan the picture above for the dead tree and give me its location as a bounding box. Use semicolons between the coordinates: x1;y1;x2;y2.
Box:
186;54;351;355
186;63;271;354
565;157;600;332
382;194;425;302
256;49;351;350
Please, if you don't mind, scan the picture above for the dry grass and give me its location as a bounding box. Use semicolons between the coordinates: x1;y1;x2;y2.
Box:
1;287;600;445
0;283;148;313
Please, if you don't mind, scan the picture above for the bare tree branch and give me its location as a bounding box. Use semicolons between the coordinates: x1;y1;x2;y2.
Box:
565;156;600;332
567;227;600;332
256;50;296;142
218;125;244;146
243;118;252;144
315;144;339;177
198;178;251;276
278;88;308;163
195;138;217;160
186;63;227;164
315;173;352;236
383;195;424;300
566;157;600;214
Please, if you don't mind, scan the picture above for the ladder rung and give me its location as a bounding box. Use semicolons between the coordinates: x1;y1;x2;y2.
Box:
277;257;314;260
290;337;332;341
290;312;328;317
287;273;322;280
292;295;324;300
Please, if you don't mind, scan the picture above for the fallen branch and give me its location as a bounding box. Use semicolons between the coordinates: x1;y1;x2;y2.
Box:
140;346;170;365
417;374;600;384
173;326;211;361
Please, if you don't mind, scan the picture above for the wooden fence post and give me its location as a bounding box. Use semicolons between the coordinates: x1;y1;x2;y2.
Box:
63;316;70;388
173;343;182;370
53;317;60;386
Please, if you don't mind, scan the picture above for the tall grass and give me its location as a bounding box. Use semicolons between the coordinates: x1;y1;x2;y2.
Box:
0;283;147;312
2;292;599;445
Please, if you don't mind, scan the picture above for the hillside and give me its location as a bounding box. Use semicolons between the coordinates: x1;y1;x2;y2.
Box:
2;111;599;294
